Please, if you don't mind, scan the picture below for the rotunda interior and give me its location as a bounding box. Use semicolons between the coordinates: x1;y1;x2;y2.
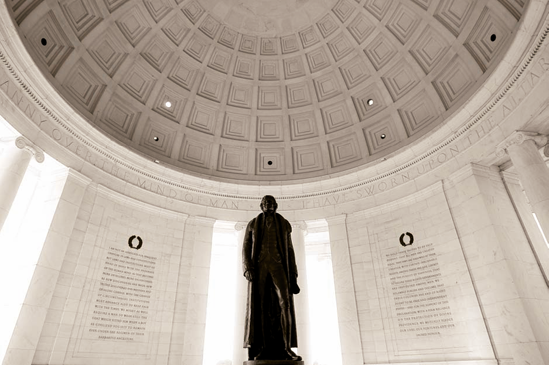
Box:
1;0;549;364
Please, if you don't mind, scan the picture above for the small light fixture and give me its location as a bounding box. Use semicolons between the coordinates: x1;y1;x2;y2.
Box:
267;160;273;165
41;38;47;46
490;34;496;42
380;134;386;139
154;159;160;164
153;136;159;141
165;101;172;108
367;99;374;106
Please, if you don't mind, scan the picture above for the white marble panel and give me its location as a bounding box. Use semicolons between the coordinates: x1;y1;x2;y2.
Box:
326;215;364;365
348;182;494;363
30;185;190;365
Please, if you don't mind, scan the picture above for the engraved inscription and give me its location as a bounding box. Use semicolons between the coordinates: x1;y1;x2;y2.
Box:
88;247;157;341
386;243;454;337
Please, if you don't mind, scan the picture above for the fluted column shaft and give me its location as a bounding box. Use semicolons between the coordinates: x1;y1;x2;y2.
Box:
497;131;549;242
0;136;43;232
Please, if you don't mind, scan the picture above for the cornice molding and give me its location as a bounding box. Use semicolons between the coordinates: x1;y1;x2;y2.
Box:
192;216;217;227
325;214;347;226
66;168;93;187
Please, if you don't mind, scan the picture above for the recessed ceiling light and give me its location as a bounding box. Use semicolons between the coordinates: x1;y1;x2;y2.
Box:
154;159;160;164
41;38;47;46
367;99;374;106
165;101;172;108
380;134;386;139
490;34;496;42
153;136;159;141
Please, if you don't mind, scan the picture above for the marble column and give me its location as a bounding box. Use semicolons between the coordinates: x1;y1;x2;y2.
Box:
232;221;247;365
167;213;189;365
0;136;44;232
496;131;549;247
326;215;363;365
291;221;311;364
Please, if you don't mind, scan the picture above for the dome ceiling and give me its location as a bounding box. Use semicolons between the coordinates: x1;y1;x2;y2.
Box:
10;0;525;182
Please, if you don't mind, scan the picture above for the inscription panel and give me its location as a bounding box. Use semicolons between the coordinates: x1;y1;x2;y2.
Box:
386;243;454;337
64;193;187;363
87;247;156;342
348;185;493;362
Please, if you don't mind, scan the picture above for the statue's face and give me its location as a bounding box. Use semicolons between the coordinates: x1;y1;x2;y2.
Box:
261;196;277;214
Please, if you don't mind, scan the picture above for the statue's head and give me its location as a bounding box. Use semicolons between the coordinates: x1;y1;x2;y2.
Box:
260;195;278;215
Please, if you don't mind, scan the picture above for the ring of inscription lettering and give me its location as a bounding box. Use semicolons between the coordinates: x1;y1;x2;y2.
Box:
128;235;143;250
399;232;414;247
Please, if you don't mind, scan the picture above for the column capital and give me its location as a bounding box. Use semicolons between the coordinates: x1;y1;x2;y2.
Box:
235;221;248;231
13;136;45;163
291;221;308;235
496;131;547;158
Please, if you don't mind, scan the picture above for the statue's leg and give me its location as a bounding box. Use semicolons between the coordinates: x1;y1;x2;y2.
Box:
270;263;301;360
256;265;270;359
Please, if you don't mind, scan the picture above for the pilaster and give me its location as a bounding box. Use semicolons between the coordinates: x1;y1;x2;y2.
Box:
2;169;90;365
180;216;215;365
444;163;549;364
325;215;363;365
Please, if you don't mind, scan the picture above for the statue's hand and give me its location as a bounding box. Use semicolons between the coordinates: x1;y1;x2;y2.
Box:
291;275;300;294
244;269;254;282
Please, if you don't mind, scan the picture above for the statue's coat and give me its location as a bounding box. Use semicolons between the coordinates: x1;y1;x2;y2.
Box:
242;212;298;349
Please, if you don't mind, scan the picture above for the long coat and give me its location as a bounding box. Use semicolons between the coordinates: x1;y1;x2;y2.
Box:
242;212;299;349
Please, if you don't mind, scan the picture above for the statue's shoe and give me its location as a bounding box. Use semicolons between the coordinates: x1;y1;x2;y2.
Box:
284;349;302;361
254;350;268;360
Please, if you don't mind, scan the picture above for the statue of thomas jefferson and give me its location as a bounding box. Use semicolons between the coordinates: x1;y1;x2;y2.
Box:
242;195;302;361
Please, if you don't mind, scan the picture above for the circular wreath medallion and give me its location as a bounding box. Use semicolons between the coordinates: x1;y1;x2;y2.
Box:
399;232;414;247
128;235;143;250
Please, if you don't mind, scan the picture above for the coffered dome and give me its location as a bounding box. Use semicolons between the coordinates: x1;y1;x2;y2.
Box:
10;0;525;182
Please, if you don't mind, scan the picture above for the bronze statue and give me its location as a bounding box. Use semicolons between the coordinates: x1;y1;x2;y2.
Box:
242;195;302;361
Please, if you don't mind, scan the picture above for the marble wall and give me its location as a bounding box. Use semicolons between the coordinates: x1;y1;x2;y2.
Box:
320;163;549;365
3;162;549;365
25;183;214;365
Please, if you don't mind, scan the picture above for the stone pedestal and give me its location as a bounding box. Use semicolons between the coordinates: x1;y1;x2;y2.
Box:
244;361;304;365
